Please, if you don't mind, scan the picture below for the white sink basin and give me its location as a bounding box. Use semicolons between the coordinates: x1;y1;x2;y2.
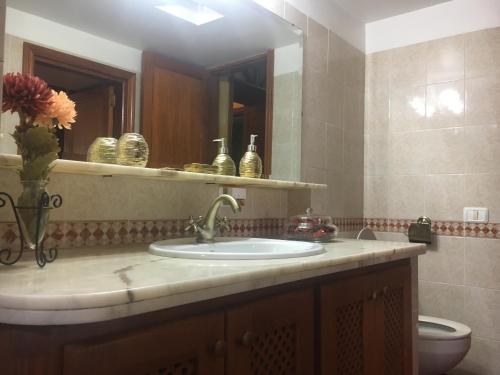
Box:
148;237;325;260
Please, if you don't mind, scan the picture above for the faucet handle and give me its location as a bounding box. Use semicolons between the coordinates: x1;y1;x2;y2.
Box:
216;216;231;233
185;216;203;233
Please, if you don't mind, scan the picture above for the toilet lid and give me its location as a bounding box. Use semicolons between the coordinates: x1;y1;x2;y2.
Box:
419;315;471;341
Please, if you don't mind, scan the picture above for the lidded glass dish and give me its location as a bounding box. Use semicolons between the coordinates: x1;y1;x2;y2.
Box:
285;208;338;243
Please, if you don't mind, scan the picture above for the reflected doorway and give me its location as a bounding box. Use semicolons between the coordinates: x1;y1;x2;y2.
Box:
23;43;136;161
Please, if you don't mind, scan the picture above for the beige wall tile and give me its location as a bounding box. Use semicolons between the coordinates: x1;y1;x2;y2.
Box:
284;2;306;33
387;175;425;219
301;117;326;170
426;80;465;129
418;236;465;284
390;86;427;132
464;287;500;341
287;190;311;217
325;74;343;128
343;84;364;134
344;44;365;89
363;176;388;218
424;174;465;221
326;125;343;174
364;86;390;135
365;51;391;93
465;27;500;78
390;42;428;89
328;31;346;81
425;127;465;175
418;280;465;323
455;336;500;375
465;238;500;289
364;133;389;177
304;18;328;74
249;189;287;218
363;175;388;218
465;174;500;223
465;125;500;174
302;166;326;185
327;172;344;217
343;174;364;218
465;75;500;127
302;68;329;122
389;131;427;175
427;35;465;84
343;130;363;174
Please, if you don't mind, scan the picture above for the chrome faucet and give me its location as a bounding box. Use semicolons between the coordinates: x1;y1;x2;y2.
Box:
186;194;241;243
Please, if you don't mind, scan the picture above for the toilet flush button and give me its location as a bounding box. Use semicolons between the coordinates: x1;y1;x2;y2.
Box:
463;207;489;223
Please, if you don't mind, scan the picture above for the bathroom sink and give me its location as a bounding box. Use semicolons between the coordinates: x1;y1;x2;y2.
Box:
148;237;325;260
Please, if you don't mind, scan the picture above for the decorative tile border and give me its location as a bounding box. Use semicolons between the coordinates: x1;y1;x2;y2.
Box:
0;216;366;251
0;218;286;250
364;218;500;239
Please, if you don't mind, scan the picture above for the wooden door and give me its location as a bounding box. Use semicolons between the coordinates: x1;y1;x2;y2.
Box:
320;273;377;375
142;52;209;168
63;312;225;375
63;85;114;161
226;288;315;375
375;264;413;375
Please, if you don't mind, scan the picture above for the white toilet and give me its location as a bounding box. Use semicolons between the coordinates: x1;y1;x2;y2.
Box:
418;315;471;375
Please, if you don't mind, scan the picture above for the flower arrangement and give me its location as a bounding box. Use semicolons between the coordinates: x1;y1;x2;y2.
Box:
2;72;77;181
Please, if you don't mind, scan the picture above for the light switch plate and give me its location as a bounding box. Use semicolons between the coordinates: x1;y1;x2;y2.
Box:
463;207;489;223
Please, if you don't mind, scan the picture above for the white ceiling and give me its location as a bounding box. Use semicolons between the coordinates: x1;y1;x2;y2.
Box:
330;0;452;23
7;0;301;68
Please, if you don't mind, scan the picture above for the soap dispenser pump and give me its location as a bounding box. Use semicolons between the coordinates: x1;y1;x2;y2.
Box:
239;134;262;178
212;138;236;176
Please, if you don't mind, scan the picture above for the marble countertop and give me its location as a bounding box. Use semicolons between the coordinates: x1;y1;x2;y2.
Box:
0;239;425;325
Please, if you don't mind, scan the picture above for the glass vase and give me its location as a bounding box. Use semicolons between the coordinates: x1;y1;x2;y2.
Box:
17;180;50;251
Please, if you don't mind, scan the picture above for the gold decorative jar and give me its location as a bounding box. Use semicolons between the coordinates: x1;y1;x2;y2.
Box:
116;133;149;167
87;137;118;164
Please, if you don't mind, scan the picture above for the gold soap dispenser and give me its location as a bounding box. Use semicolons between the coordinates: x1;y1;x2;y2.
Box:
239;134;262;178
212;138;236;176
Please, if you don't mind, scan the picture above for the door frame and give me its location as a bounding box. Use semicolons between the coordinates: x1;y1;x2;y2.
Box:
22;42;136;133
209;50;274;177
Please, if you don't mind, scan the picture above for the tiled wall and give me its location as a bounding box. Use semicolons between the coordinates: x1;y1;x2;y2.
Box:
0;168;289;249
262;0;366;223
364;26;500;374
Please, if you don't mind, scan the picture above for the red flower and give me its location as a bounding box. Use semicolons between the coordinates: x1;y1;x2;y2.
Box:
2;73;53;118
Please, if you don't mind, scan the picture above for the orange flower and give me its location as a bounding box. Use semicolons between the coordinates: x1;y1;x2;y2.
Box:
35;90;77;129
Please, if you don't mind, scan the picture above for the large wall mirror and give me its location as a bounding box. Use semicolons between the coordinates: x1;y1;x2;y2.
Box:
0;0;303;181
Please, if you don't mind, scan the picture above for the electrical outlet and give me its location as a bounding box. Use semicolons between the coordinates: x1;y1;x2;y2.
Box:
463;207;489;223
218;187;246;206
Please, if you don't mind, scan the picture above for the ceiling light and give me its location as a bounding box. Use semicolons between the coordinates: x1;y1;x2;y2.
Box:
155;0;224;26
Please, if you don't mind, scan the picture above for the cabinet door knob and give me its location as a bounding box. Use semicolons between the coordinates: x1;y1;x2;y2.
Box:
382;286;389;296
211;339;227;357
241;331;256;347
368;290;378;301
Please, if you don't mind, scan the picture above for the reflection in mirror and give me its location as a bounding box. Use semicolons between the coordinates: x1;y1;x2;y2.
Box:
0;0;303;181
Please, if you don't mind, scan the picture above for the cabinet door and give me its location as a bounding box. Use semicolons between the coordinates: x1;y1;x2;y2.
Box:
63;312;225;375
375;264;412;375
320;274;377;375
226;288;315;375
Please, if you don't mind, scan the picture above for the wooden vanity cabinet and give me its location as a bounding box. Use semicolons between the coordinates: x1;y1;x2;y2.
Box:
63;312;225;375
62;289;314;375
320;263;412;375
0;260;413;375
226;288;315;375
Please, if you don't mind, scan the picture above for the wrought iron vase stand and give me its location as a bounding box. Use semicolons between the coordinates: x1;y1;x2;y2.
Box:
0;191;62;268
